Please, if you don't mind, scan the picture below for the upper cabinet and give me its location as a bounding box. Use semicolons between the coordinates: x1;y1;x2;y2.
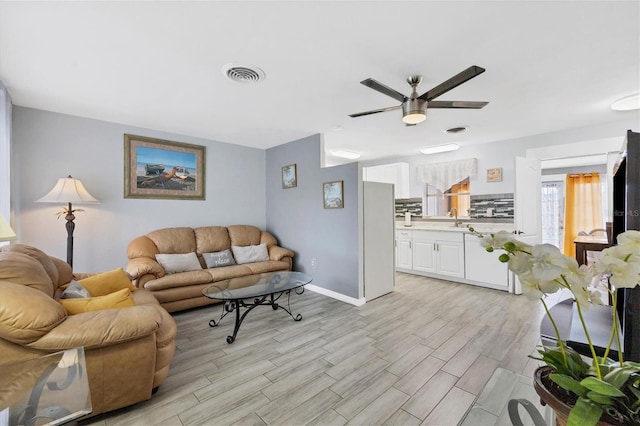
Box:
363;162;410;199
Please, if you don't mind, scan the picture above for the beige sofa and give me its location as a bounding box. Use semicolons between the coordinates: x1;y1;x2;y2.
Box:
0;244;177;418
125;225;294;312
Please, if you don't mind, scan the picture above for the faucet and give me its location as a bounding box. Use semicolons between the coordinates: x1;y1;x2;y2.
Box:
450;208;460;227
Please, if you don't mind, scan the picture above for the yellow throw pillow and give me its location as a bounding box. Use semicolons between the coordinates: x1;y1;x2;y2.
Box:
78;268;137;297
59;288;135;315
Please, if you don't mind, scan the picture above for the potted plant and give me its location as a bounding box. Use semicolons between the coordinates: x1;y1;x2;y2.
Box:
469;228;640;426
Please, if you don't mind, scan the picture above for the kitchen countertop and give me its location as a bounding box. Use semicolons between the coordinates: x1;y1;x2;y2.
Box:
396;221;515;234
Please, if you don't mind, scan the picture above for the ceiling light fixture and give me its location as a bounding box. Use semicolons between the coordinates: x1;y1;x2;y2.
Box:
331;150;361;160
402;99;427;125
611;94;640;111
420;144;460;155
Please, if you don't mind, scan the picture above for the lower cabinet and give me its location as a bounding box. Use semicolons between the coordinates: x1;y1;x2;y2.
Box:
396;230;413;270
464;233;510;291
395;228;510;291
411;230;464;279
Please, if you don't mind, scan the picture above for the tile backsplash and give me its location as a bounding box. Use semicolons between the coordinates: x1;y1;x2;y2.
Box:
395;198;422;217
470;193;514;219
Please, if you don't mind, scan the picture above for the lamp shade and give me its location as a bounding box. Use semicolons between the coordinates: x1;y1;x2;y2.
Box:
36;176;99;204
0;214;16;242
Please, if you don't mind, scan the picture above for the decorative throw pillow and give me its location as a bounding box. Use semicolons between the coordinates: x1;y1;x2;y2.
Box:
155;252;202;274
202;249;236;268
231;244;269;264
78;268;137;297
60;280;91;299
59;288;135;315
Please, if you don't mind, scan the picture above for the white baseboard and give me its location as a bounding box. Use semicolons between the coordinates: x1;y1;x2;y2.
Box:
306;284;366;306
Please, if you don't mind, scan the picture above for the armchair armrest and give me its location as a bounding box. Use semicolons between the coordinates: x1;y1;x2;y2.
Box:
27;305;163;351
268;245;294;261
126;258;165;283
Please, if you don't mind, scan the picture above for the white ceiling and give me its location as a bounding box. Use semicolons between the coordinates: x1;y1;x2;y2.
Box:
1;1;638;163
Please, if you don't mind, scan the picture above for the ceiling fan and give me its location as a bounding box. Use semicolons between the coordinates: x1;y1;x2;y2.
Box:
349;65;488;125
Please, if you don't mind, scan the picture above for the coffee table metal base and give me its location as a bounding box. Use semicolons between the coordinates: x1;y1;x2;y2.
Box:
209;287;304;343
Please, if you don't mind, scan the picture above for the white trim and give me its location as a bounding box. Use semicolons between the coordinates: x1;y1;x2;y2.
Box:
306;284;366;306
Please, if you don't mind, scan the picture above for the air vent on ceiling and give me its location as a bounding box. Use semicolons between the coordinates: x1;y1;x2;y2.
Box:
445;126;467;134
222;63;266;83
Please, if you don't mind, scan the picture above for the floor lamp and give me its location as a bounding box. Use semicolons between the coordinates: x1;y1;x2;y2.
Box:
36;176;99;267
0;214;16;242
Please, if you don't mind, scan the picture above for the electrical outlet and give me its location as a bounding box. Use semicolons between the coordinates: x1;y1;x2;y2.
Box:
310;258;317;268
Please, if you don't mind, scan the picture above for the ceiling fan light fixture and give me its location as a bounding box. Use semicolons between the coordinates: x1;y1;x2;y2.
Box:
331;150;361;160
611;94;640;111
402;99;427;124
420;144;460;155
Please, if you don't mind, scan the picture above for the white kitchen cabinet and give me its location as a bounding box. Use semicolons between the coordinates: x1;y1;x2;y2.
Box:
464;233;509;291
396;230;413;270
363;162;410;199
410;230;464;278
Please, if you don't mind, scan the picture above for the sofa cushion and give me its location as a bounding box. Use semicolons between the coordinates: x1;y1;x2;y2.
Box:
127;235;160;259
0;252;55;296
79;268;138;296
147;227;196;254
59;288;136;315
228;225;262;247
245;260;293;275
195;226;231;254
143;270;215;291
203;249;236;268
232;244;269;264
0;281;67;345
155;253;202;274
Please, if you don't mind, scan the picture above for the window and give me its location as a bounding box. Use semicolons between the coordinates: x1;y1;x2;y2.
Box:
424;178;471;217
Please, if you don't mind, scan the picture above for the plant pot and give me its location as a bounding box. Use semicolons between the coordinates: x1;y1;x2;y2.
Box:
534;366;617;426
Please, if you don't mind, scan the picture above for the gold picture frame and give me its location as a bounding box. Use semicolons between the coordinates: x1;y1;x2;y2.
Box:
323;180;344;209
487;167;503;183
124;134;206;200
282;164;297;189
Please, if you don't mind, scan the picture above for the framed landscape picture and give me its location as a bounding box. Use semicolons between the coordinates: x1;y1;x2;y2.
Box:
282;164;297;189
323;180;344;209
124;134;205;200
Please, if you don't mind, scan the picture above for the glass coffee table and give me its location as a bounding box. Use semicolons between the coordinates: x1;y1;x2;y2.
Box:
203;271;312;344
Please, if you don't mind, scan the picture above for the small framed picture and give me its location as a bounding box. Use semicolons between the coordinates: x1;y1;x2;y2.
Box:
487;167;503;183
282;164;297;189
323;180;344;209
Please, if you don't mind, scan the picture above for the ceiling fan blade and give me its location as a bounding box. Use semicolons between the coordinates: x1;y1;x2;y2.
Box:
419;66;486;101
349;105;402;118
428;100;489;109
360;78;407;103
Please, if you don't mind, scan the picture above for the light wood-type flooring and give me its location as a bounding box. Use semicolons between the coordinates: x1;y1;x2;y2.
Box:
83;272;556;426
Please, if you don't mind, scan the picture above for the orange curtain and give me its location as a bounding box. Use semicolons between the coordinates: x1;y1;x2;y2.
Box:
449;181;470;215
563;173;603;257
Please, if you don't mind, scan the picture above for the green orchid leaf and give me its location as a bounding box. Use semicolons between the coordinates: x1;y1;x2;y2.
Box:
604;368;633;389
550;373;587;397
586;391;614;405
567;398;602;426
580;377;627;397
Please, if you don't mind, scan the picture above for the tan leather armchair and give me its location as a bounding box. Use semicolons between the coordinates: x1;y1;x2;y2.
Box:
0;244;177;418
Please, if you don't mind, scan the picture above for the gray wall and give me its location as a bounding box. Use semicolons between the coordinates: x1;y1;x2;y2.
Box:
265;134;361;299
12;107;266;272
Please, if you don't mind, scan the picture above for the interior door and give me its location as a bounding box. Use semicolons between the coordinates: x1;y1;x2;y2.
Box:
363;182;395;300
514;156;542;293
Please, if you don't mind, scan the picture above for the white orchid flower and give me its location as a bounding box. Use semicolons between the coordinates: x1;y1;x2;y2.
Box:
479;231;516;249
617;230;640;247
598;256;640;288
528;244;567;282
